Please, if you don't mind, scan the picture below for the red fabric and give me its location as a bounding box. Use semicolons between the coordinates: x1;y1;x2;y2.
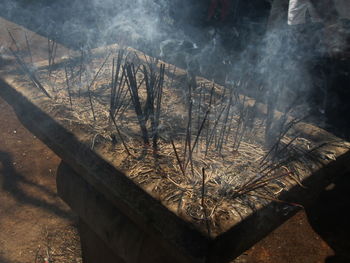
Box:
208;0;231;21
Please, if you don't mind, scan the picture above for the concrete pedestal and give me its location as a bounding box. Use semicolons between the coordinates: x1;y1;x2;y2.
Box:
57;161;188;263
79;219;125;263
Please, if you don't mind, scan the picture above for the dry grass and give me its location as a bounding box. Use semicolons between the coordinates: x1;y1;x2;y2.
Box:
8;43;325;236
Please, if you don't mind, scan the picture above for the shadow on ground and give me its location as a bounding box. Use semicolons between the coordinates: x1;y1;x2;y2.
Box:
0;150;72;220
306;172;350;263
0;255;15;263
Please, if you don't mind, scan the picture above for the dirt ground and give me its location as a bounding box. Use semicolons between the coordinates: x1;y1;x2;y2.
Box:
0;95;81;263
1;15;350;263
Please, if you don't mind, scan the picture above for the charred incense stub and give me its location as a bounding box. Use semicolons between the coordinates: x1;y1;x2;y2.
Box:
2;42;350;242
